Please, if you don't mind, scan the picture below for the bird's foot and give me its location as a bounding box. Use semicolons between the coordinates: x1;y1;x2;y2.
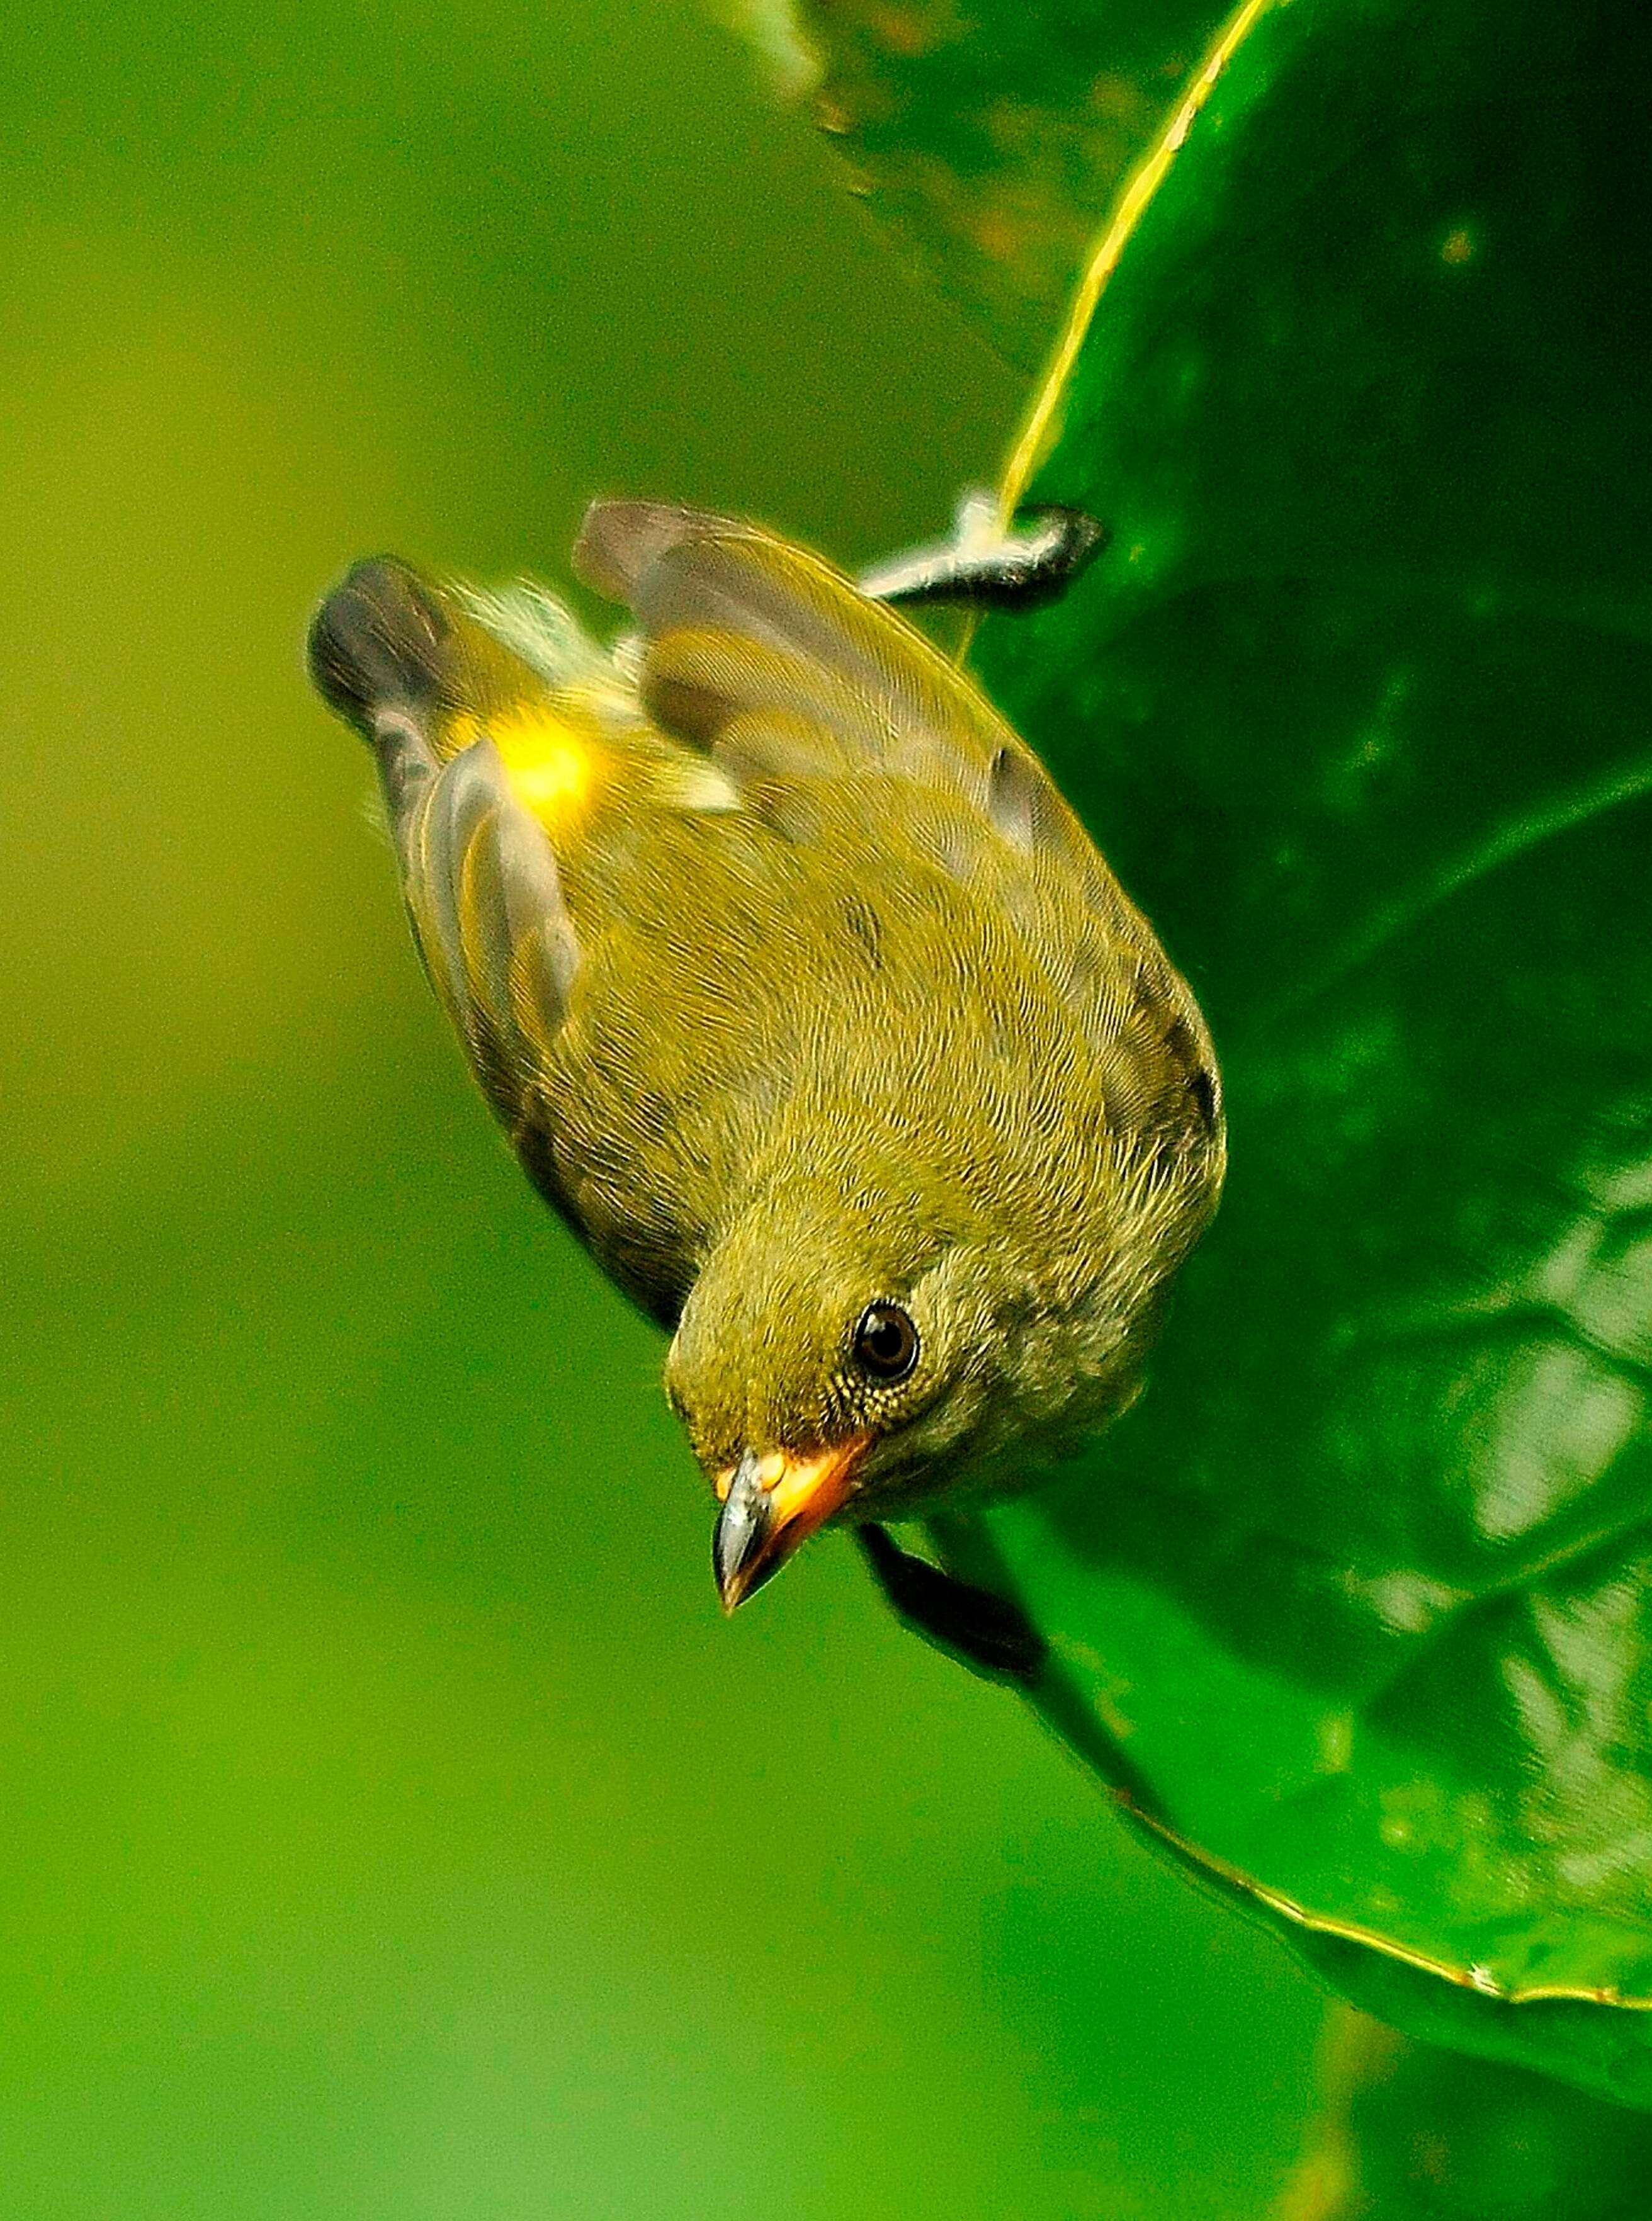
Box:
857;489;1108;613
857;1524;1046;1686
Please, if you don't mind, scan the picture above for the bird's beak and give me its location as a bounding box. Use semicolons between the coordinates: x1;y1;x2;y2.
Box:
711;1439;868;1613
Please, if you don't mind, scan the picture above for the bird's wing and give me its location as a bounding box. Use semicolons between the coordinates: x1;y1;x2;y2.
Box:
574;504;1162;934
574;503;1122;884
576;504;1223;1182
308;558;580;1134
575;502;1014;791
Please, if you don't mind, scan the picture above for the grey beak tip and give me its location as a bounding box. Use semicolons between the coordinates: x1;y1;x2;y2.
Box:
713;1454;774;1613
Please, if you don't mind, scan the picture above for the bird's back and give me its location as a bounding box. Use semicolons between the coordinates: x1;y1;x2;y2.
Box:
308;504;1223;1328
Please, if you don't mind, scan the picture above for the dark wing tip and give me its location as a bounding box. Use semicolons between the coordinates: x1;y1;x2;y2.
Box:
572;499;743;605
307;557;452;735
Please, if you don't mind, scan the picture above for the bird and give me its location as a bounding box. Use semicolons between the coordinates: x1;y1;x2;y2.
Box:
307;497;1224;1676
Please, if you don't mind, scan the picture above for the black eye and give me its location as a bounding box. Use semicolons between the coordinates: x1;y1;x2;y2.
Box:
852;1303;919;1383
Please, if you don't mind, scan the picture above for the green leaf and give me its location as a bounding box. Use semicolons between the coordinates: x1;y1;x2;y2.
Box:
921;0;1652;2108
1277;2009;1652;2220
718;0;1231;366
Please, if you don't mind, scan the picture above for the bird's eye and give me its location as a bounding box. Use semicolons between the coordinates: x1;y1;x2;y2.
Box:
852;1303;920;1383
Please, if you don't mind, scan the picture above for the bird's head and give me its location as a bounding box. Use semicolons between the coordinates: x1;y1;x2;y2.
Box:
664;1133;1152;1611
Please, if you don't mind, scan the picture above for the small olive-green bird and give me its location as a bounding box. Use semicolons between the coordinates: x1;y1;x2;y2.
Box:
309;499;1223;1673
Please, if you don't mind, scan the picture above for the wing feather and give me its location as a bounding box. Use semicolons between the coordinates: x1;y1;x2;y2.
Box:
572;504;1218;1130
307;558;580;1132
575;502;1012;786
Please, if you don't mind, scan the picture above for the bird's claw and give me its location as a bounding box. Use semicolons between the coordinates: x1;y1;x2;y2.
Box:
857;489;1108;613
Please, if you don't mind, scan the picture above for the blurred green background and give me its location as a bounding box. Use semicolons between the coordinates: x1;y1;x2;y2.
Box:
0;1;1328;2212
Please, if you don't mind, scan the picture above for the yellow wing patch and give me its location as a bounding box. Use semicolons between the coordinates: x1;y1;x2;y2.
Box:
445;704;599;834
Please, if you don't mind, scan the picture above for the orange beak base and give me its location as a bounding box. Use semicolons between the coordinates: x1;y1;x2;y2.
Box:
711;1440;868;1613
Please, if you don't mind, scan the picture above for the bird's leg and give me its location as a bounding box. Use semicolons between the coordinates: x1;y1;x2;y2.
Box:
856;1524;1046;1686
857;488;1108;613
